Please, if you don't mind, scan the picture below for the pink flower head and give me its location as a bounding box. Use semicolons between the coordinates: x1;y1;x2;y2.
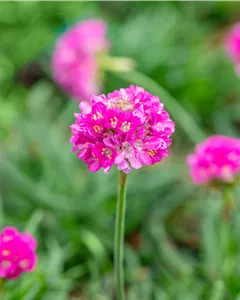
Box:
52;19;109;101
70;85;175;173
225;22;240;75
186;135;240;185
0;227;37;279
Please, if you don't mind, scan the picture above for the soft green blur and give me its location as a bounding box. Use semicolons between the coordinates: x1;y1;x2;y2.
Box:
1;2;240;299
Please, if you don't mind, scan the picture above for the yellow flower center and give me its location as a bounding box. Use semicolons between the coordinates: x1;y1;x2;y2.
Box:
2;250;10;256
102;148;112;159
121;121;131;132
93;125;102;133
110;117;118;128
147;149;156;157
92;112;103;120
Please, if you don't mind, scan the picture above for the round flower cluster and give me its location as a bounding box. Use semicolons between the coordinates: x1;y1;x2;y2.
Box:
70;85;175;173
52;19;109;101
0;227;37;279
186;135;240;185
225;22;240;75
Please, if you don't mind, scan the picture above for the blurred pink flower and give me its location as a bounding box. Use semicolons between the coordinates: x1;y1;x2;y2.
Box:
186;135;240;185
70;85;175;173
52;20;109;101
0;227;37;279
225;22;240;74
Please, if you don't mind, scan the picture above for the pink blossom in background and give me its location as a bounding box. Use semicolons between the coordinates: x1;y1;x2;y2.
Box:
225;22;240;75
186;135;240;185
70;85;175;173
52;20;109;101
0;227;37;279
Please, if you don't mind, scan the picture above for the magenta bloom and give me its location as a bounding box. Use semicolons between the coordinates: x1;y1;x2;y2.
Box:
0;227;37;279
70;85;175;173
186;135;240;185
52;19;109;101
225;22;240;75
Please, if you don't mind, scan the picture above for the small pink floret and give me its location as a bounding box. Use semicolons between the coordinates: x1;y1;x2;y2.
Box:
70;85;175;173
0;227;37;279
186;135;240;184
52;19;109;101
225;22;240;74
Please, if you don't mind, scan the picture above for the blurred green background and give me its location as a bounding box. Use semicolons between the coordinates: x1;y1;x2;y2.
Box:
1;2;240;299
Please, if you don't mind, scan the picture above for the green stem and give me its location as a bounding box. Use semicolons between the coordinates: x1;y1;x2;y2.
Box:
0;188;5;228
117;70;207;144
222;186;234;222
114;171;127;300
100;55;136;72
0;278;6;299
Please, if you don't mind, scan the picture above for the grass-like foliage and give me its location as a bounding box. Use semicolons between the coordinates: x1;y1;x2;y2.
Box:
1;1;240;299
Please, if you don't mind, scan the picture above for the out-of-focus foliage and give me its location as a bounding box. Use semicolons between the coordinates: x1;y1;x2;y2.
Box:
1;1;240;299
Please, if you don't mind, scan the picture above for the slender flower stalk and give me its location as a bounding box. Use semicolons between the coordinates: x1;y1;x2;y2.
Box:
114;171;127;300
99;55;136;73
222;186;234;222
0;278;5;298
